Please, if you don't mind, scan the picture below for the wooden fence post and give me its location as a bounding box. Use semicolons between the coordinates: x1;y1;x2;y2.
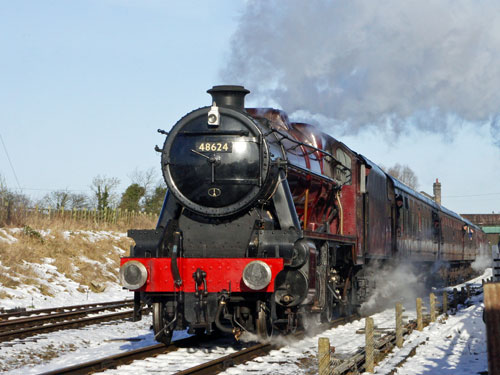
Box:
365;317;374;373
396;302;403;348
443;292;448;315
416;298;423;331
430;293;436;322
318;337;331;375
484;283;500;375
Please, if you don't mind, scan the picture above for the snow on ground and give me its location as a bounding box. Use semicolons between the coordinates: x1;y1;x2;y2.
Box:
61;230;128;243
0;229;129;310
216;270;490;375
1;315;154;374
375;270;490;375
0;228;18;244
0;251;492;375
0;267;130;311
93;268;490;375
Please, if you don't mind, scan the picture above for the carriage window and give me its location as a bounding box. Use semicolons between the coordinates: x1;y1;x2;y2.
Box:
335;148;352;185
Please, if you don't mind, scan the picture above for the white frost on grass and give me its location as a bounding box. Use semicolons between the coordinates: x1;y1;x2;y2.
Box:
60;230;126;242
0;259;130;310
0;228;18;244
0;230;130;310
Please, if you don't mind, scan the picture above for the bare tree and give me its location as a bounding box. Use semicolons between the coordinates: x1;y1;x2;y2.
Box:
91;175;120;210
41;190;71;209
383;163;419;190
41;190;89;209
126;167;161;210
0;173;31;225
128;167;157;197
70;193;88;209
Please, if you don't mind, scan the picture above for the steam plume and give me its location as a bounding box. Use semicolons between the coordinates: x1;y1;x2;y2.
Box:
222;1;500;144
471;243;493;272
359;262;426;316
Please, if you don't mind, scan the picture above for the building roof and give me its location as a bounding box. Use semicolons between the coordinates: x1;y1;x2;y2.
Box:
482;226;500;234
461;214;500;226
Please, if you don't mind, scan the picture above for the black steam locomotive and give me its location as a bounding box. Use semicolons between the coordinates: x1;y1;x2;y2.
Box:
119;85;485;344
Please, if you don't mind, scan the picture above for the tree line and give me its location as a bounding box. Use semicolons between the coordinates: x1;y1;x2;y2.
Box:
0;168;167;215
1;163;420;217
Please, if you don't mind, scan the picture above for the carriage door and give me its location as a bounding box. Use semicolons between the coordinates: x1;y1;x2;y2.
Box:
432;211;441;259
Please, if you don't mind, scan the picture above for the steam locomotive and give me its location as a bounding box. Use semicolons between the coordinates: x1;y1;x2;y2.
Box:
119;85;486;344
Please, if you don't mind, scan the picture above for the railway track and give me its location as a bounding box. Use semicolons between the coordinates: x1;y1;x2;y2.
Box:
0;300;138;343
40;314;360;375
175;284;483;375
15;282;485;374
39;336;202;375
0;299;133;320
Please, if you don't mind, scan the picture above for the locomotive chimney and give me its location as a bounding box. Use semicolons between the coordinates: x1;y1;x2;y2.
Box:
207;85;250;110
433;178;442;205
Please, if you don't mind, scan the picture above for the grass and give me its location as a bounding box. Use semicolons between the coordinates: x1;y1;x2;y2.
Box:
1;207;158;232
0;216;155;298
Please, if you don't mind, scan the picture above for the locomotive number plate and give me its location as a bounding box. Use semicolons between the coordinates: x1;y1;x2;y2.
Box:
195;141;232;153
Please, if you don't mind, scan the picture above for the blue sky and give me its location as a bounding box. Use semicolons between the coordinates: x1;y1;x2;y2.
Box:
0;0;242;196
1;1;499;214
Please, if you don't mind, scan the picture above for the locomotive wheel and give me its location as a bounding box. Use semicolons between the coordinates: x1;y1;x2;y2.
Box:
153;302;173;345
256;307;273;341
342;284;359;317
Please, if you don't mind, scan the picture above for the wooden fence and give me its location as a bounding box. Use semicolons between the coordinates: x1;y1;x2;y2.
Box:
0;201;158;228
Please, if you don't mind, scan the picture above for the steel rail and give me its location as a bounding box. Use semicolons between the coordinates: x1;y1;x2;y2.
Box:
175;314;360;375
0;302;132;332
38;336;205;375
175;342;274;375
0;299;133;320
39;314;360;375
0;309;139;343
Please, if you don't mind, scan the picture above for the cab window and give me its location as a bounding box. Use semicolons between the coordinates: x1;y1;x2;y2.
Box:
335;148;352;185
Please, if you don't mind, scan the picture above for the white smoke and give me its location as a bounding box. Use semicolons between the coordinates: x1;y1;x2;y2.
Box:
222;1;500;144
472;244;494;272
359;262;426;316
